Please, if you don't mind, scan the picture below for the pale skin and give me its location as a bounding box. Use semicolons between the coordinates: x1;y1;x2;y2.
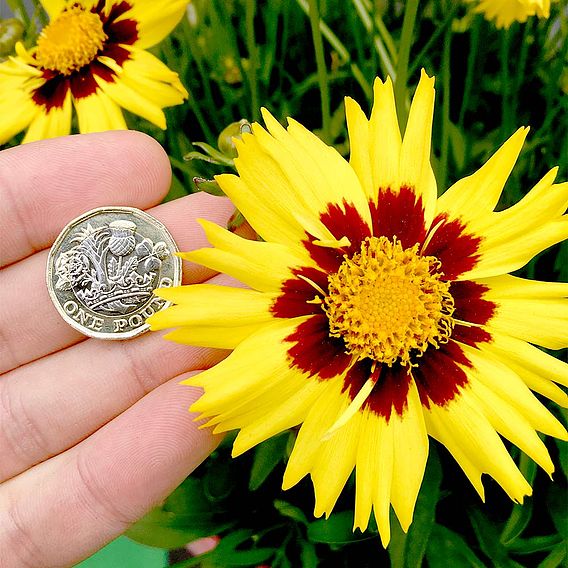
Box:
0;131;235;567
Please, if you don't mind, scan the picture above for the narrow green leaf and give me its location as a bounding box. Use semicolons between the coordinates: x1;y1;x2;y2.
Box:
249;432;290;491
468;508;524;568
274;499;309;526
193;177;225;196
548;484;568;540
388;447;443;568
300;540;319;568
537;542;567;568
183;150;233;166
192;142;235;166
426;524;486;568
307;510;362;544
507;535;562;555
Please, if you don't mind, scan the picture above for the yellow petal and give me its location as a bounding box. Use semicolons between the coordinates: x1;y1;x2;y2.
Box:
437;128;529;220
184;317;307;415
369;76;401;195
464;173;568;279
216;173;304;247
74;91;127;133
475;275;568;349
282;377;346;490
399;70;437;225
312;410;361;518
232;379;324;456
425;387;532;503
114;47;188;107
119;0;189;50
181;219;309;292
345;96;373;198
97;75;167;129
479;331;568;406
459;343;567;441
389;379;429;532
22;90;72;143
149;284;275;330
468;377;555;475
163;323;263;350
40;0;66;18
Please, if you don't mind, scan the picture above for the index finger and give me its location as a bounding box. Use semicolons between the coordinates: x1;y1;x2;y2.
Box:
0;131;172;267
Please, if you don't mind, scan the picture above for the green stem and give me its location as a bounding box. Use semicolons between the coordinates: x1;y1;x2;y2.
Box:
185;86;216;145
307;0;331;141
458;15;481;129
408;2;461;77
245;0;260;121
182;21;224;130
394;0;420;130
500;26;512;141
511;20;532;122
295;0;371;99
352;0;396;79
7;0;30;26
439;24;452;192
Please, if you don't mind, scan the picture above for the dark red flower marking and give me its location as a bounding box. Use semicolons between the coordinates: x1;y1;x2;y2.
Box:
272;266;328;318
31;1;138;110
452;324;492;347
370;186;427;249
423;214;482;280
451;280;496;325
32;73;69;109
285;314;352;379
414;340;471;408
343;360;412;421
303;200;371;274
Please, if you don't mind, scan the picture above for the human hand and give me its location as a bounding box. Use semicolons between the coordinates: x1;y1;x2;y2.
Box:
0;132;234;567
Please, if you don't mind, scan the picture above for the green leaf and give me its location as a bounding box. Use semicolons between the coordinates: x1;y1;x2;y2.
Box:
207;529;275;567
249;432;290;491
507;535;562;555
300;540;319;568
426;524;486;568
537;542;567;568
307;510;362;544
388;447;443;568
501;453;537;545
125;508;219;549
193;177;225;196
191;142;235;166
468;508;524;568
547;484;568;540
274;500;309;525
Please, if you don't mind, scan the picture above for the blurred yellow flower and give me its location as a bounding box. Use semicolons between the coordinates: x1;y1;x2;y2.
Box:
149;71;568;546
475;0;550;28
0;0;189;144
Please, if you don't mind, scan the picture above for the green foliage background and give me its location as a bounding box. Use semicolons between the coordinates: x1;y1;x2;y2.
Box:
3;0;567;566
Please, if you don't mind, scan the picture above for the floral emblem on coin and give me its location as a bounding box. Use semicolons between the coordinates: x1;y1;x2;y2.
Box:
54;219;170;315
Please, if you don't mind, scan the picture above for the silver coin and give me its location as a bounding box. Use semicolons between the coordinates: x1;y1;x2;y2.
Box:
46;206;182;340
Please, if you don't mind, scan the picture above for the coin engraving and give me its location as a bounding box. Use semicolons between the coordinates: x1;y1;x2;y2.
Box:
47;207;181;339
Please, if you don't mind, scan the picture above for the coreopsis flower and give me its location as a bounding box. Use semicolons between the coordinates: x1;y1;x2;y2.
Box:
475;0;550;28
149;71;568;546
0;0;189;144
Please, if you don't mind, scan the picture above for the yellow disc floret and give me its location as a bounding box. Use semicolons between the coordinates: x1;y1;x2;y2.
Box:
36;6;107;75
323;236;455;366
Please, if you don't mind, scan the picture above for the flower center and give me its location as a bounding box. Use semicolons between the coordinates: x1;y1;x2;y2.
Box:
323;236;455;366
35;6;107;75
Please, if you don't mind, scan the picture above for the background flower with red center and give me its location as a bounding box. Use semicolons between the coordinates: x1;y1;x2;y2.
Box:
0;0;189;144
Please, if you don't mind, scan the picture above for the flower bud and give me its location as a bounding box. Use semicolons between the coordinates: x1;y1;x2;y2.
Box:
217;119;251;158
0;19;25;57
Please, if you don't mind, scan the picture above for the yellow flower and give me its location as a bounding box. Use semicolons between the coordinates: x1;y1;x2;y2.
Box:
149;71;568;547
475;0;550;28
0;0;189;144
